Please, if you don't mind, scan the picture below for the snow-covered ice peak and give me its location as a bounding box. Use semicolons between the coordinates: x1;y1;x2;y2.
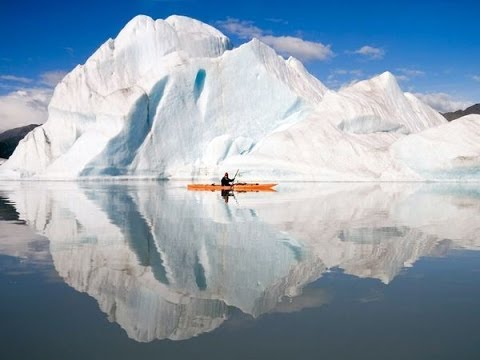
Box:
359;71;398;88
57;14;232;100
231;38;327;105
329;70;446;134
341;71;403;99
114;14;232;59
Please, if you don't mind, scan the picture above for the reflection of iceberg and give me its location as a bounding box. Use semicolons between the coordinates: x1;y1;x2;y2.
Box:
3;181;480;342
5;182;323;342
243;183;480;283
0;191;50;265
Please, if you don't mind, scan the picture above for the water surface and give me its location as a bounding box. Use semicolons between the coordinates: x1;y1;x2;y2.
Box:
1;181;479;359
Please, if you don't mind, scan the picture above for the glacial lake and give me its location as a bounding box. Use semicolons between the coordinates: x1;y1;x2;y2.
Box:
1;181;480;359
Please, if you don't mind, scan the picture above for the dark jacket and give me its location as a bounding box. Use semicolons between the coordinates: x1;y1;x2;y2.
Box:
221;175;234;186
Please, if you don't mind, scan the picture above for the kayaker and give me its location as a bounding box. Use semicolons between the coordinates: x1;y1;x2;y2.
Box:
221;172;235;186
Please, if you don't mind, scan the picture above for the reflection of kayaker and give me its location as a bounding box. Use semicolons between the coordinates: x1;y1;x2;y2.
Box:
221;189;233;203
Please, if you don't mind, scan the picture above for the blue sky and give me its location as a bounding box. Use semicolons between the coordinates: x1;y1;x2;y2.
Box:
0;0;479;130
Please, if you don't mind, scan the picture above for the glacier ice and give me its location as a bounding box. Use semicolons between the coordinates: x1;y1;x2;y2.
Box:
0;15;478;181
391;114;480;180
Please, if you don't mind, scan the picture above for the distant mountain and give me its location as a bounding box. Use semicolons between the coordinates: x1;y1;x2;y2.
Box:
443;103;480;121
0;124;40;159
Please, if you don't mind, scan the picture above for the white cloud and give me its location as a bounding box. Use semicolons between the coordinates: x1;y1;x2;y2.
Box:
39;70;68;87
394;68;425;82
397;68;425;77
329;69;364;78
0;88;52;132
1;70;67;89
0;75;33;84
473;75;480;82
413;92;473;113
261;35;333;61
327;69;364;89
351;70;364;77
353;45;385;60
0;69;69;132
216;18;263;39
266;18;288;25
216;18;333;62
395;75;409;82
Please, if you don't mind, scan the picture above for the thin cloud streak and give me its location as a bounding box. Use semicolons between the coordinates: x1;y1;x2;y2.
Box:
397;68;425;77
39;70;68;87
326;69;365;89
1;70;67;89
328;69;364;78
265;18;289;25
64;47;75;57
353;45;385;60
216;18;263;39
0;75;33;84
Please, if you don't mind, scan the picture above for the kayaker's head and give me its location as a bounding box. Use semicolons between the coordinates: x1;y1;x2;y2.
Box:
224;172;228;177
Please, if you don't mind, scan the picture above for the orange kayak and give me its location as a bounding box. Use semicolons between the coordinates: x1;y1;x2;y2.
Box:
187;183;277;191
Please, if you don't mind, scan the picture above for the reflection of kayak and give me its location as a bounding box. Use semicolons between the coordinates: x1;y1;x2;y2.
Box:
187;183;277;191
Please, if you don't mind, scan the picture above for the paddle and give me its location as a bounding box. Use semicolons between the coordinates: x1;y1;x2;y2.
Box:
229;169;240;205
232;169;239;184
232;190;239;205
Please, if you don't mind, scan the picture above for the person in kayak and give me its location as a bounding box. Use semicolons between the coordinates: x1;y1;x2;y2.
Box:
221;172;235;186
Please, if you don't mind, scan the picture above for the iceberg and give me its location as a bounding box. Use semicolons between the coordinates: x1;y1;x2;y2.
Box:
0;15;478;181
227;73;449;181
391;114;480;180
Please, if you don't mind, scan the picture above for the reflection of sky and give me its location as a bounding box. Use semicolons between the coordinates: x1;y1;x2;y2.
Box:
1;181;480;342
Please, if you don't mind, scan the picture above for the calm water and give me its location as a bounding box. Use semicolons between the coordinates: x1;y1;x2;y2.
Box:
1;181;480;359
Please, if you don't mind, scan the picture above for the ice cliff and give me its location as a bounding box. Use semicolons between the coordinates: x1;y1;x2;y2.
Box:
1;15;478;181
